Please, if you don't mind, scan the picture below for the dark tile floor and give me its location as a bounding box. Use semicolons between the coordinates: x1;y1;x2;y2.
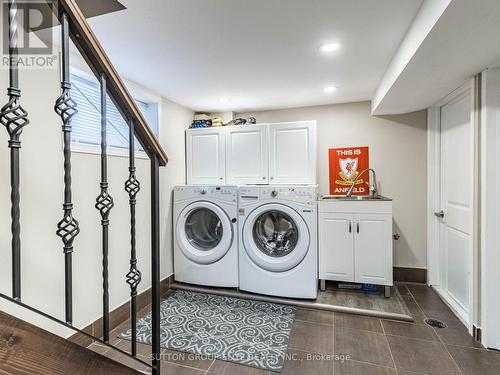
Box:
88;283;500;375
172;281;411;318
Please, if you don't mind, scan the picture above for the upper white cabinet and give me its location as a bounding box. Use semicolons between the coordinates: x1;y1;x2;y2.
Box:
225;125;269;185
268;122;316;184
186;121;316;185
186;127;225;185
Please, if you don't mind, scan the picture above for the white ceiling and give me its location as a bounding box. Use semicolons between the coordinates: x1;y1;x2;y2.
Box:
372;0;500;114
85;0;423;113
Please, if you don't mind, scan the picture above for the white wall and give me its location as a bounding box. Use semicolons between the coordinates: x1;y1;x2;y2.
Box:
160;98;192;278
0;60;192;334
238;102;428;268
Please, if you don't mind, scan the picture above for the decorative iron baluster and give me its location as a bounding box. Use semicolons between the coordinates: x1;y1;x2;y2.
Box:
125;121;141;356
0;0;29;300
151;156;161;375
95;74;114;342
54;12;79;324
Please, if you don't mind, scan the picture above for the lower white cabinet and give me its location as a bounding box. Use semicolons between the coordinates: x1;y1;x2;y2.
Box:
318;199;394;292
354;214;393;285
318;213;354;282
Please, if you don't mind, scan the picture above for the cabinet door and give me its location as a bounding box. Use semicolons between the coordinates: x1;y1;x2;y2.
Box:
225;125;268;185
318;213;354;282
354;214;393;285
268;121;316;184
186;128;225;185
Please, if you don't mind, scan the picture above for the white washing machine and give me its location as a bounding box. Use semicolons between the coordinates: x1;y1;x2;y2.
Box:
238;186;318;299
173;185;238;287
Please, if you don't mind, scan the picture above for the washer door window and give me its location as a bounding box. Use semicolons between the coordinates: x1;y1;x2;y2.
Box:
177;201;233;265
243;203;310;272
253;211;298;257
185;208;223;250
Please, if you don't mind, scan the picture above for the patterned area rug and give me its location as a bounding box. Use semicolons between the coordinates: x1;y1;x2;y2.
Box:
120;290;296;371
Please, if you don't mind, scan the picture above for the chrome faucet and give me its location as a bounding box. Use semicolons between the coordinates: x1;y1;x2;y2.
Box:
346;168;378;198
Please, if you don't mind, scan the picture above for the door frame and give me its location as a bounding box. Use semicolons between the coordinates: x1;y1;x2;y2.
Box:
480;68;500;349
427;79;478;333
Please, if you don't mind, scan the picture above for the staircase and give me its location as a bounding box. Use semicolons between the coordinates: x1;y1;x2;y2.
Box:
0;311;142;375
0;0;166;374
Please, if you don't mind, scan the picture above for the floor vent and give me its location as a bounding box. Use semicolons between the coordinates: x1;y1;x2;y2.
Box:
425;318;447;328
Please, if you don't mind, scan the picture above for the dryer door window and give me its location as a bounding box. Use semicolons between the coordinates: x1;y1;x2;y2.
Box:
253;210;298;257
185;208;223;250
177;201;233;265
242;203;310;272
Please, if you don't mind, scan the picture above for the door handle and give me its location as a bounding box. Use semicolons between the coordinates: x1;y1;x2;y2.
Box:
349;221;352;233
356;222;360;233
434;210;445;218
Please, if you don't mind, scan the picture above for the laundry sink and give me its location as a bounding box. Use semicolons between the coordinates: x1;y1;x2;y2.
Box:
321;195;392;201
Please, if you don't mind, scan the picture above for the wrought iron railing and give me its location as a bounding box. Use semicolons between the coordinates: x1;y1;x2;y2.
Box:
0;1;166;374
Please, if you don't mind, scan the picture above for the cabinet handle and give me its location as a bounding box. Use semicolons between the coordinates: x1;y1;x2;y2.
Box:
356;222;360;233
349;221;352;233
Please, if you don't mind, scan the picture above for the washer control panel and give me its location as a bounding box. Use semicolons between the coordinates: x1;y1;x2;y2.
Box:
174;185;237;202
239;186;317;205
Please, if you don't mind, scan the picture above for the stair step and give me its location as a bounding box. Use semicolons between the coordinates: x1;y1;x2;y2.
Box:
0;311;144;375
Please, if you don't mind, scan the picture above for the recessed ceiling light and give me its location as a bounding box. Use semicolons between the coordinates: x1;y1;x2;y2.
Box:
219;98;230;104
324;86;337;93
320;43;341;53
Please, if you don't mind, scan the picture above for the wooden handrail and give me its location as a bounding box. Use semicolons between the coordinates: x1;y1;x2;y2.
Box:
51;0;168;166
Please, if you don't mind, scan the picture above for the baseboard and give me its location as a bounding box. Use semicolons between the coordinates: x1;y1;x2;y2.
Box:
393;267;427;283
433;285;470;329
69;274;174;347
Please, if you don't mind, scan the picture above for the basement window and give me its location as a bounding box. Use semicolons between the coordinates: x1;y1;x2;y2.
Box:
69;72;159;156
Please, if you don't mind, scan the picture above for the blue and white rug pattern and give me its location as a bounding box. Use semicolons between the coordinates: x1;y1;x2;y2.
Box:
120;290;296;371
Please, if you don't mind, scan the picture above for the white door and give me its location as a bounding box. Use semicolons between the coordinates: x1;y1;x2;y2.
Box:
225;125;268;185
438;87;474;323
268;121;316;184
354;214;393;285
186;128;225;185
318;213;354;282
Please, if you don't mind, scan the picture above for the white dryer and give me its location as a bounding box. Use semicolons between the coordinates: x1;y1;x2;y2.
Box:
238;186;318;299
174;185;238;287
